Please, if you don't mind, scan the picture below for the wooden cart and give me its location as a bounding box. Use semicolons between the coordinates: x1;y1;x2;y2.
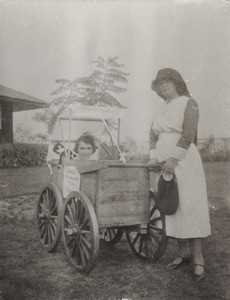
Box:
36;159;168;274
36;102;168;273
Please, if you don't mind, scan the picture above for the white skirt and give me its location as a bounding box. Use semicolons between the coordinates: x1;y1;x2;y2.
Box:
155;133;211;238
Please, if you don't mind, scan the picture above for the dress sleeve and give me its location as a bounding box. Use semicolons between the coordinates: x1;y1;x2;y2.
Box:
149;122;159;159
172;98;199;160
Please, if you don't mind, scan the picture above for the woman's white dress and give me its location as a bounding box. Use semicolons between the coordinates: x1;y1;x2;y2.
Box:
151;96;211;238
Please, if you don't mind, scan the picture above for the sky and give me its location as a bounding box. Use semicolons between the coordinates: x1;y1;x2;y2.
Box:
0;0;230;142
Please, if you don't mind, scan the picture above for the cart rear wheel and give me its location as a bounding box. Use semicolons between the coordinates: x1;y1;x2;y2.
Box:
36;183;63;252
101;228;124;246
62;191;99;274
125;191;168;262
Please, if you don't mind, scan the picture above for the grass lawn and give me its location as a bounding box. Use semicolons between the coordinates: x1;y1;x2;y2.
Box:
0;162;229;300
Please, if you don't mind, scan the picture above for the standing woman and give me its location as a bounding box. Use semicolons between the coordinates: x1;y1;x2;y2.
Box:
149;68;211;282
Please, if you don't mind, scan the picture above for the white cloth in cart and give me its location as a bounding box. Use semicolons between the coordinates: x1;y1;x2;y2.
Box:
151;96;211;238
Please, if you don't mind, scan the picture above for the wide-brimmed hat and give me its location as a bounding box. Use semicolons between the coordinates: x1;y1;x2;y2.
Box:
151;68;190;99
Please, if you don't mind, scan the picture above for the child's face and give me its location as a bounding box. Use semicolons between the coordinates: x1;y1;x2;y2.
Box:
77;141;93;160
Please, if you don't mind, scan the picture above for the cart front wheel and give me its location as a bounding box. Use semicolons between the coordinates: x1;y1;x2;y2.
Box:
36;183;63;252
62;191;99;274
125;191;168;262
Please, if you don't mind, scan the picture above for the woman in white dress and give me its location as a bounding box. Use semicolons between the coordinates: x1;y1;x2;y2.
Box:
149;68;211;282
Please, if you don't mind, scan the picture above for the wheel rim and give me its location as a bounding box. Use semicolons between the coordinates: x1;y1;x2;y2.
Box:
37;183;62;252
125;193;168;262
102;228;124;246
62;191;99;273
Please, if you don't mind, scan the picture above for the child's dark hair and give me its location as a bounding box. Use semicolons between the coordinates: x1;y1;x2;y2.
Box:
74;133;97;154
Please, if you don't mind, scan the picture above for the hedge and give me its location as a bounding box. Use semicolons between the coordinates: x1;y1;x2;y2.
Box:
0;143;48;169
1;143;229;169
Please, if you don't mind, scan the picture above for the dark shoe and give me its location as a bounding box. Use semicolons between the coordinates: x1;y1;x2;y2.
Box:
193;264;205;282
167;255;192;269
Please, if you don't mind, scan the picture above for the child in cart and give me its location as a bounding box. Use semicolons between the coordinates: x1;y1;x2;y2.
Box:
53;132;98;168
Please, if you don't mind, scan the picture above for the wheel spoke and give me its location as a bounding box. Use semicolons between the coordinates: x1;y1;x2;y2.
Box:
38;219;46;229
71;199;77;221
40;222;47;238
79;203;86;226
47;224;52;244
151;216;162;223
39;201;46;213
76;199;82;221
80;235;91;252
143;236;149;257
131;232;141;247
80;230;91;237
65;214;74;226
150;223;163;232
48;223;55;241
50;203;57;215
47;189;52;209
49;219;57;235
79;239;90;261
45;189;49;209
49;193;55;210
67;200;75;223
110;229;116;240
150;205;158;218
70;239;77;257
78;242;87;268
138;235;145;253
80;218;89;230
65;236;75;247
102;228;124;246
43;225;49;245
150;229;161;245
149;238;157;253
110;229;115;240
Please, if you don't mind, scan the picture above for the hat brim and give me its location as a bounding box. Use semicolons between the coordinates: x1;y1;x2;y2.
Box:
151;78;190;99
151;77;181;91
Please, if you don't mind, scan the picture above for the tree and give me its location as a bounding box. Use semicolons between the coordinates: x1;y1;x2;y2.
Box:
90;56;128;94
33;56;128;133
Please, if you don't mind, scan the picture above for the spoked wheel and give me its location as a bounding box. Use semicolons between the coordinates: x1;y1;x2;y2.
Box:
36;183;63;252
101;228;124;246
62;191;99;274
125;191;168;262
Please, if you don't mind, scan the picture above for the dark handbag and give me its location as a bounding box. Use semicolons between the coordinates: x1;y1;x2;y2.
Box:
156;174;179;215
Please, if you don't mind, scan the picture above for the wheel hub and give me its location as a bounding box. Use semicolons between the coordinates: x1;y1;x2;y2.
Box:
66;225;81;240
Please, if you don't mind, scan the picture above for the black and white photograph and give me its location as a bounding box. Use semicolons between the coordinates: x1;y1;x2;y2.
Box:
0;0;229;299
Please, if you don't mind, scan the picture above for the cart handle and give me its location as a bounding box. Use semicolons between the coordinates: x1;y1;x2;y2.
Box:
107;162;162;171
48;159;162;173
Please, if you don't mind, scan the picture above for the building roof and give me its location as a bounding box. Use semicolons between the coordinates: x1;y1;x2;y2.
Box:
0;84;47;112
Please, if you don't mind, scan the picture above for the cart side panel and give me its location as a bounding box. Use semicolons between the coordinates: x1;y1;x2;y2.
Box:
51;164;98;209
80;171;98;209
97;167;150;228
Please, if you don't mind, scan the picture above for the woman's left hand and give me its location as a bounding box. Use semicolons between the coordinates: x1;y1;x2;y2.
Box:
163;157;178;174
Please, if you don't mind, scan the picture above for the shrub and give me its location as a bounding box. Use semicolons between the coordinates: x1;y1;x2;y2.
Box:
200;150;230;162
0;143;48;169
